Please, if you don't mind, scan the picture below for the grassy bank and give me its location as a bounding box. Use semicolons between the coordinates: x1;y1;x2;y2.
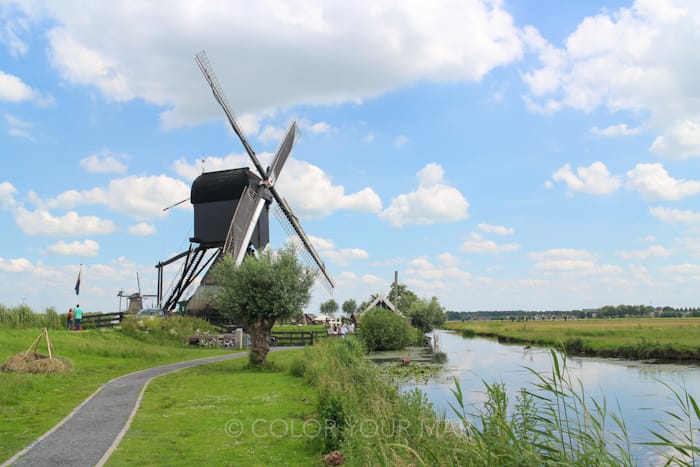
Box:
0;319;231;462
445;318;700;361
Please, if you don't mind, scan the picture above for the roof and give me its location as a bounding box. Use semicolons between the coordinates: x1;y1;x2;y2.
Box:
364;294;402;315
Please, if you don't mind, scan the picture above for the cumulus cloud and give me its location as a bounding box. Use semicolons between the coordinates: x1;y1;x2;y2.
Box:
650;120;700;159
626;163;700;201
40;175;191;220
460;233;519;254
549;162;621;195
477;223;514;235
381;163;469;227
0;257;33;272
14;208;115;236
10;1;522;128
0;181;18;210
522;1;700;158
175;154;381;218
47;239;100;256
128;223;156;236
649;206;700;225
79;149;128;174
0;70;48;104
308;235;368;267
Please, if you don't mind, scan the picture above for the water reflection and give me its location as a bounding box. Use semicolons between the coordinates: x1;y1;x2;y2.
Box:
403;330;700;464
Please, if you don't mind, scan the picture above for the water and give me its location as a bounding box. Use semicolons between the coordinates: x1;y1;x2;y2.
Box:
403;330;700;465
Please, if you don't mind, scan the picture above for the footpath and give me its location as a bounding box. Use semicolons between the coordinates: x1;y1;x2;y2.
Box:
2;350;282;466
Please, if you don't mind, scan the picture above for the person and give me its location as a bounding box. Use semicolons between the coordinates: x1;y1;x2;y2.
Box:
66;308;73;331
74;303;83;331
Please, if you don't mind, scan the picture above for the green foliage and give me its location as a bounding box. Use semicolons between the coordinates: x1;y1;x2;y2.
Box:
341;298;357;315
320;298;339;315
118;315;216;344
0;305;66;329
211;246;314;366
407;296;446;333
357;308;415;351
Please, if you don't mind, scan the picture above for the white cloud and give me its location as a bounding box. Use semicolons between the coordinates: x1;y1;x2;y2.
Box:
0;257;33;272
308;235;368;267
649;206;700;225
128;223;156;236
14;208;115;236
41;175;191;220
616;245;675;260
522;1;700;158
0;69;34;102
47;239;99;256
590;123;641;136
0;181;18;210
259;125;285;143
79;149;128;174
626;163;700;201
477;223;514;235
529;248;623;276
363;133;375;144
175;154;381;219
550;161;621;195
16;1;522;128
460;233;519;254
650;120;700;159
381;163;469;227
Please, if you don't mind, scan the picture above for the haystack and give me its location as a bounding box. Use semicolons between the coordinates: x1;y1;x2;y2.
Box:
1;328;73;374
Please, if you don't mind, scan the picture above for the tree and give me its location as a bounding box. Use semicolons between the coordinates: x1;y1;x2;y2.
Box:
342;299;357;316
320;299;339;316
407;296;446;333
391;283;419;315
211;246;314;366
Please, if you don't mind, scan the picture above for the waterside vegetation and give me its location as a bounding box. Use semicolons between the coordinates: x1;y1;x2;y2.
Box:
444;317;700;361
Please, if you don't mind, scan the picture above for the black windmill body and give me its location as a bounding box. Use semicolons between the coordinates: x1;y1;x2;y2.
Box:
156;51;334;316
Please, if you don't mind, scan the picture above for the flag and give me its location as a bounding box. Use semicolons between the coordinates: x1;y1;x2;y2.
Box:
74;269;81;295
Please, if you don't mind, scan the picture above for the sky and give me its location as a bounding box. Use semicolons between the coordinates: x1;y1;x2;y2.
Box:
2;0;700;314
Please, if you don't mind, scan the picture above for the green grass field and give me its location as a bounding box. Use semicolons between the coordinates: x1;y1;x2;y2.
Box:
0;326;232;462
444;317;700;360
106;350;321;466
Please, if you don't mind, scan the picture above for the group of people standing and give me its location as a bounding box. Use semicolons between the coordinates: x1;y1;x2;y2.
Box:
66;304;83;331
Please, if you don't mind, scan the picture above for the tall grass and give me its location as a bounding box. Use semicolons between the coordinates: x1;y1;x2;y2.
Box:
292;337;699;466
0;305;64;329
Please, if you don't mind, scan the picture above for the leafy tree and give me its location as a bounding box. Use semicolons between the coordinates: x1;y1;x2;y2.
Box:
320;299;339;316
391;283;420;315
342;298;357;316
357;308;416;351
407;296;446;333
211;246;314;366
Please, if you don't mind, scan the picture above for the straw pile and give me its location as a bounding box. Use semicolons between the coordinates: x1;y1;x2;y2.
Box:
1;351;73;374
1;327;74;374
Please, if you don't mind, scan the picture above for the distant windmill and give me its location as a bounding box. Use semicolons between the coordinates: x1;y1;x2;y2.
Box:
156;50;334;314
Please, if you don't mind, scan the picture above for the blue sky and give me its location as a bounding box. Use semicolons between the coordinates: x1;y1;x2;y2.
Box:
2;0;700;314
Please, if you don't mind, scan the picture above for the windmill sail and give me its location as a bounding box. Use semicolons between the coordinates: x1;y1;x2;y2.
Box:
195;50;335;292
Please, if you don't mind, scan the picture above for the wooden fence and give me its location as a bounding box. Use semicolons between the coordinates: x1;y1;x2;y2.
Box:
269;330;328;346
81;312;125;329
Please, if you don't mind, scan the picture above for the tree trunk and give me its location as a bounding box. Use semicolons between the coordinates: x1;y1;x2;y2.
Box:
249;321;272;366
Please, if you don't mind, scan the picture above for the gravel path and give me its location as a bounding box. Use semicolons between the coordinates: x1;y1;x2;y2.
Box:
3;349;286;467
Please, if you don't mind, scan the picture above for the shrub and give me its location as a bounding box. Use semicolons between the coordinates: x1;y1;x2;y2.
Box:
357;308;415;351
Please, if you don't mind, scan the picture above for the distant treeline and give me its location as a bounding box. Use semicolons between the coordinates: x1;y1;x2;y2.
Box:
447;304;700;321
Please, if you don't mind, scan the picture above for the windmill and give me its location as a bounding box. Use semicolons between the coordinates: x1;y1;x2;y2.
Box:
156;50;334;315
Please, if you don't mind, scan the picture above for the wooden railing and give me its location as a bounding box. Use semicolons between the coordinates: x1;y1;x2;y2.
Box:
81;312;125;329
269;330;328;346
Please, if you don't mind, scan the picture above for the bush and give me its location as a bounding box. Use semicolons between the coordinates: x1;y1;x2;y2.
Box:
357;308;415;351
